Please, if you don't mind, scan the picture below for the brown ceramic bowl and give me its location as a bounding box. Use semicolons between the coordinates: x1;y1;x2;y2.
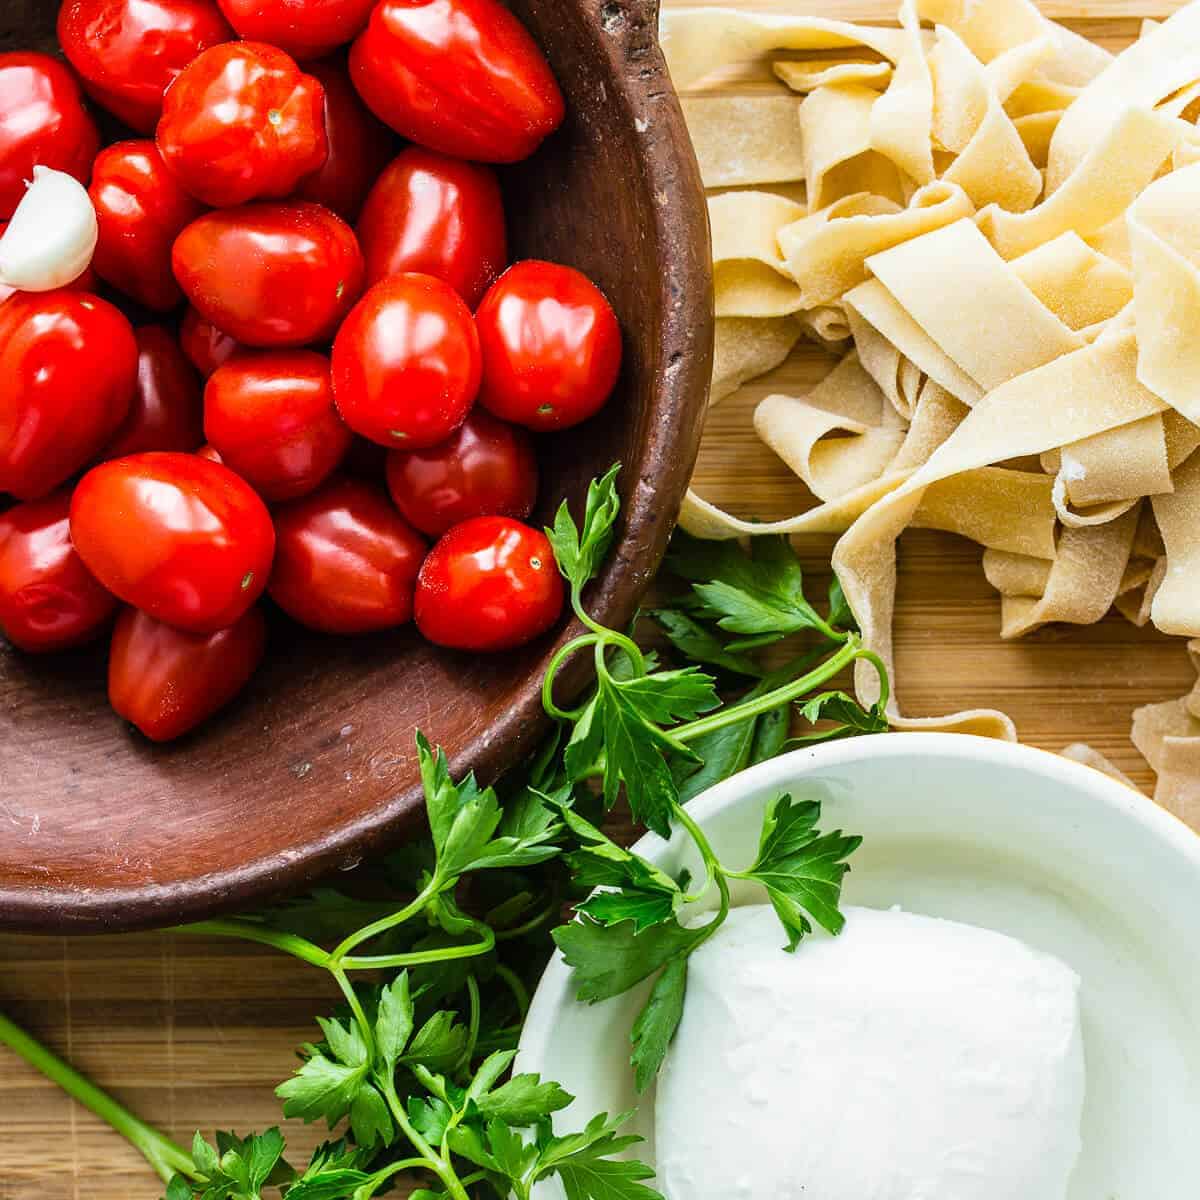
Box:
0;0;712;933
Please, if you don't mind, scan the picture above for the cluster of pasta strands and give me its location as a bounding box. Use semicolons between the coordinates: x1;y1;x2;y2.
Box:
662;0;1200;816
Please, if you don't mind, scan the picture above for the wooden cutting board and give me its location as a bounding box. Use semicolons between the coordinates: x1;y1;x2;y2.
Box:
2;3;1195;1196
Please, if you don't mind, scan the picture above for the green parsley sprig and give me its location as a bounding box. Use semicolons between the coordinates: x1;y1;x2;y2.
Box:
0;466;885;1198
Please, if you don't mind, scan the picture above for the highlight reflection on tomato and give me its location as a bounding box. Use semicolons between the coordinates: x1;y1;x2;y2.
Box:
109;605;266;742
414;516;563;651
90;140;205;312
357;147;506;306
331;273;481;449
156;41;328;208
70;452;276;634
0;52;99;220
0;490;118;653
270;476;426;633
173;202;364;347
57;0;234;134
0;292;138;500
181;308;244;378
102;326;205;460
204;350;351;501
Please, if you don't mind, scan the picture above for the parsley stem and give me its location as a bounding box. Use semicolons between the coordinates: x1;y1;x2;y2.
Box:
332;968;375;1060
0;1010;196;1185
379;1077;470;1200
461;974;482;1067
670;803;732;947
171;920;331;968
338;927;494;972
328;879;440;965
495;962;531;1019
672;636;865;745
542;633;603;721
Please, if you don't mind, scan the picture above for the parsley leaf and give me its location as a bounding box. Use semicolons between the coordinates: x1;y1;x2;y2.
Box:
650;609;762;677
532;1113;659;1200
473;1072;574;1124
827;576;857;633
172;1130;290;1200
792;691;889;744
546;464;622;594
742;793;862;949
629;957;687;1093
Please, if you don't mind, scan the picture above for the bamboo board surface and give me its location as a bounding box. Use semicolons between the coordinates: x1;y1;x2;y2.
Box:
3;2;1198;1196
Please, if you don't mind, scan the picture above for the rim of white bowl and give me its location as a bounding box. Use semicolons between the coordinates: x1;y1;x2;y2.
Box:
519;731;1200;1070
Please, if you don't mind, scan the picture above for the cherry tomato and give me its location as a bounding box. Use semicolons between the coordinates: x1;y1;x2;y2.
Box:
386;409;537;537
332;273;480;449
109;605;266;742
57;0;234;134
414;516;562;651
70;452;275;633
180;307;243;377
356;147;506;307
0;53;99;220
204;350;351;501
173;202;364;348
89;141;206;312
102;326;205;460
216;0;376;61
269;476;425;633
295;59;394;222
0;293;137;500
0;490;118;653
350;0;564;163
157;42;328;208
475;260;622;432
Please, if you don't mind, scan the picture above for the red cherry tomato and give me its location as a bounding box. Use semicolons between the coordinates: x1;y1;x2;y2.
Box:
475;260;622;432
89;141;206;312
204;350;351;501
356;147;506;307
0;53;100;220
57;0;234;134
216;0;376;61
386;409;537;537
180;307;243;377
414;516;562;651
270;476;425;633
0;490;118;653
295;59;394;222
101;326;205;461
349;0;564;163
332;273;480;449
70;452;275;633
173;202;364;348
0;293;137;500
109;605;266;742
157;42;328;208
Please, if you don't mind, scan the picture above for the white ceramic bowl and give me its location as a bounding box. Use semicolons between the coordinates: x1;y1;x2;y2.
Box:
516;733;1200;1199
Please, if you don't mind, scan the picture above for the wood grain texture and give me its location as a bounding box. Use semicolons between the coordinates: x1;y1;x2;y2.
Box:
3;0;1197;1196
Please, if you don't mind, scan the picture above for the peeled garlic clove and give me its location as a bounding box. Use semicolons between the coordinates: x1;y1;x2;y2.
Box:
0;166;98;292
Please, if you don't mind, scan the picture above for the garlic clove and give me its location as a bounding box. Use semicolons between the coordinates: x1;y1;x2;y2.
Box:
0;166;98;293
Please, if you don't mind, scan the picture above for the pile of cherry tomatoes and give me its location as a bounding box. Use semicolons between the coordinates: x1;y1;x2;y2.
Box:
0;0;623;742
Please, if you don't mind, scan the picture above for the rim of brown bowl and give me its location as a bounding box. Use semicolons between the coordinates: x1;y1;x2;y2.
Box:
0;0;713;934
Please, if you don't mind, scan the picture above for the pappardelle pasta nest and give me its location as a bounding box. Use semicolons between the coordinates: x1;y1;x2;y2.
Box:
664;0;1200;820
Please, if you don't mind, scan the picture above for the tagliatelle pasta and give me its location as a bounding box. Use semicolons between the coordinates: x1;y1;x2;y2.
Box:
664;0;1200;802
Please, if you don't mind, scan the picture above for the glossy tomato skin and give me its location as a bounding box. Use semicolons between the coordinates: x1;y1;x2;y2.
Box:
357;147;506;307
0;490;118;653
476;260;622;432
180;307;243;377
295;59;394;222
350;0;564;163
157;42;328;208
204;350;351;501
386;409;536;537
70;452;275;633
173;202;364;347
89;141;206;312
109;605;266;742
57;0;234;134
0;53;100;220
196;443;223;463
101;326;205;460
414;516;562;651
217;0;376;61
270;476;426;633
0;293;138;500
332;273;480;449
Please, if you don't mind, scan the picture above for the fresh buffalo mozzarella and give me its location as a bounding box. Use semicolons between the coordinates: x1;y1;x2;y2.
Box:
655;904;1085;1200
